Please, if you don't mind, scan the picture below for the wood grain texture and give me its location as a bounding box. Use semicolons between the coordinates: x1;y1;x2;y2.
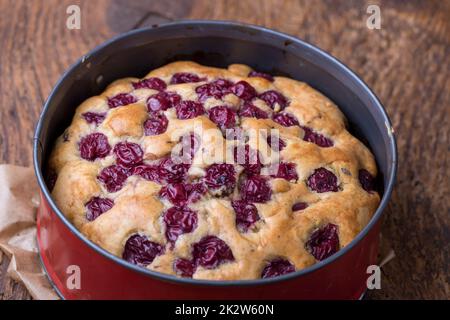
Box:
0;0;448;300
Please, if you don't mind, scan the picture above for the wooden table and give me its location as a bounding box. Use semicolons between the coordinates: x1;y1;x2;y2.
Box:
0;0;448;300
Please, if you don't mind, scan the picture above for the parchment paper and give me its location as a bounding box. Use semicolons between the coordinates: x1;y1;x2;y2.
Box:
0;164;394;300
0;165;58;300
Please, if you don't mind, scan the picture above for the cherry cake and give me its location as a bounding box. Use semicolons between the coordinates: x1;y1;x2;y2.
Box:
48;61;380;280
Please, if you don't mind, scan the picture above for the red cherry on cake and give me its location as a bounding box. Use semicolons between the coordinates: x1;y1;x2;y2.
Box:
192;236;234;269
85;197;114;221
261;259;295;278
305;223;339;261
108;93;137;108
163;206;198;243
239;175;272;203
132;77;166;91
122;234;165;267
79;132;111;161
307;167;339;193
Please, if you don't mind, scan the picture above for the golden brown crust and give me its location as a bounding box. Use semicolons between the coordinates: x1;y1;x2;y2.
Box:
48;61;380;280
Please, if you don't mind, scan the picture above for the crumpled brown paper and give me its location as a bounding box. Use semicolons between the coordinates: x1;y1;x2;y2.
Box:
0;165;58;300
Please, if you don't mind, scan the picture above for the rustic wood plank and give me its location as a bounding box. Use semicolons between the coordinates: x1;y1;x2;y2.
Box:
0;0;448;299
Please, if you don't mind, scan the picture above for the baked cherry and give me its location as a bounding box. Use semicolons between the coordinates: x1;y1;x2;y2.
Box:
267;134;286;151
359;169;376;192
231;200;260;232
270;162;298;181
240;175;272;203
261;259;295;278
307;167;339;193
238;102;269;119
231;80;257;101
234;145;262;176
192;236;234;269
306;223;340;261
173;258;196;278
79;132;111;161
204;163;236;195
82;112;106;125
208;106;237;129
132;77;166;91
113;141;143;168
159;157;190;183
170;72;205;84
302;126;333;147
272;112;299;127
175;100;205;119
248;70;274;82
163;206;198;243
122;234;165;267
258;90;288;110
97;164;129;193
85;197;114;221
159;183;206;206
132;164;163;183
292;202;308;211
144;112;169;135
107;93;137;108
146;91;181;112
195;79;234;101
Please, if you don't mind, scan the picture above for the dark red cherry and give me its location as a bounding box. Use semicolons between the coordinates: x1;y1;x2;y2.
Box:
158;157;190;183
238;102;269;119
302;126;333;147
85;197;114;221
132;164;163;183
240;175;272;203
359;169;376;192
122;234;164;267
208;106;237;129
108;93;137;108
258;90;288;110
113;142;143;168
307;167;339;193
159;183;206;206
146;91;181;112
173;258;196;278
231;200;260;232
192;236;234;269
79;133;111;161
306;224;340;261
248;71;274;82
195;79;234;101
82;112;106;125
175;100;205;119
272;112;299;127
203;163;236;195
132;77;166;91
170;72;205;84
144;112;169;136
97;165;130;193
270;162;298;181
292;202;308;211
231;81;257;101
163;206;198;243
261;259;295;278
